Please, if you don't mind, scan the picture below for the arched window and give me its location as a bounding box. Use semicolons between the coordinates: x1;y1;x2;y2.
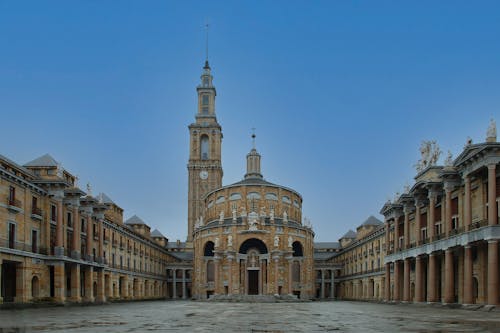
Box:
31;276;39;298
292;241;303;257
200;135;209;160
204;241;215;256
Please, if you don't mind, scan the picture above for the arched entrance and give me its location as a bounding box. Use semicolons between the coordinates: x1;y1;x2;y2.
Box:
239;238;268;295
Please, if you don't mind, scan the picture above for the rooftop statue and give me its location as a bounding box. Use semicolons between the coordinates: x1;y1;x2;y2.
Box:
415;140;441;172
487;118;497;140
86;182;92;197
444;150;453;167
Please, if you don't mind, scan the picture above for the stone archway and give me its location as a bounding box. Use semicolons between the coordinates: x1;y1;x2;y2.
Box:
239;238;268;295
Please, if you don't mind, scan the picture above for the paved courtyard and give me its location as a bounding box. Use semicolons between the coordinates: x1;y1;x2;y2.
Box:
1;301;500;333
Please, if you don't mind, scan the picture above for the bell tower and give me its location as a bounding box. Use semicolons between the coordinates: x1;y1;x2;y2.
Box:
187;60;223;242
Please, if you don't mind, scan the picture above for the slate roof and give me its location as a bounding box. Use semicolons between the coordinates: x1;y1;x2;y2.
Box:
98;192;115;205
0;154;35;176
313;252;337;261
361;215;383;227
341;230;356;239
167;241;187;249
125;215;147;225
167;251;193;261
24;154;59;167
314;242;341;250
151;229;165;238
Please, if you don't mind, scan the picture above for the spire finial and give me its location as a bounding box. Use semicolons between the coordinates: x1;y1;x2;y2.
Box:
204;22;210;64
251;128;256;149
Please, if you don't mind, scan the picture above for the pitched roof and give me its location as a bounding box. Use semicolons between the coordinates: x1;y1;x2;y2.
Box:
151;229;165;238
361;215;383;227
341;230;356;239
313;252;337;261
125;215;146;225
24;154;59;167
97;192;114;204
167;251;193;261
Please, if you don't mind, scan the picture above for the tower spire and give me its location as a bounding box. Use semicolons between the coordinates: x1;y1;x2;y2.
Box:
245;130;263;179
204;23;210;68
251;128;256;149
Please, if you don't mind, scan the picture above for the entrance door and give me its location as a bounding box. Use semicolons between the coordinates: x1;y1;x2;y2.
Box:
248;270;259;295
2;262;16;302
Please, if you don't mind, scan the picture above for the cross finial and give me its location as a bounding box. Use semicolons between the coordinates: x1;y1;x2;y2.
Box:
251;128;256;149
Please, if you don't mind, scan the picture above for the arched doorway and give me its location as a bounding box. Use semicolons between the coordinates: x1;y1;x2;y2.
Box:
239;238;268;295
31;276;40;299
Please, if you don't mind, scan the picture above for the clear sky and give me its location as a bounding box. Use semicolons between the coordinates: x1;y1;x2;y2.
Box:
1;1;499;242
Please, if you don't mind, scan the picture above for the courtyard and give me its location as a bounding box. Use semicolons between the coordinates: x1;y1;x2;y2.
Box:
1;301;500;333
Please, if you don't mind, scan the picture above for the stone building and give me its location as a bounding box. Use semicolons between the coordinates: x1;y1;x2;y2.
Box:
188;61;315;299
0;153;177;304
381;124;499;305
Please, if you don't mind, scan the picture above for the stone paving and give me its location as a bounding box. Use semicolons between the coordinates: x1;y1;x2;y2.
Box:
1;300;500;332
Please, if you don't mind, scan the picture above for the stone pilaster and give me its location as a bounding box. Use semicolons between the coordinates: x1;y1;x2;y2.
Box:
463;245;473;304
444;249;454;303
487;240;499;305
488;164;497;226
403;259;410;302
428;253;437;302
70;264;81;302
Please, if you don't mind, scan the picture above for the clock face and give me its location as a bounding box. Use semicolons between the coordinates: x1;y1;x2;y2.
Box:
199;170;209;180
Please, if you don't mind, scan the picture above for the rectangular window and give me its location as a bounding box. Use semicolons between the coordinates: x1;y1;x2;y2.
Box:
202;95;209;105
32;229;38;253
32;196;38;214
202;107;209;114
81;218;86;233
8;186;15;203
8;223;15;249
51;205;57;222
67;212;72;228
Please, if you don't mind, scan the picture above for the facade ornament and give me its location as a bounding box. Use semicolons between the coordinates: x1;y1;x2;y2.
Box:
86;182;92;197
415;140;441;172
269;208;275;222
487;118;497;142
393;192;400;203
464;136;473;148
248;211;259;231
98;193;104;204
288;236;293;248
444;150;453;167
403;183;410;194
240;207;247;217
214;237;219;248
227;235;233;248
219;211;224;224
274;236;280;248
232;208;237;222
260;206;266;217
283;210;288;223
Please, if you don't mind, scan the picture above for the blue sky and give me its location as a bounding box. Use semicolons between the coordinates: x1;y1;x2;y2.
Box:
1;1;499;241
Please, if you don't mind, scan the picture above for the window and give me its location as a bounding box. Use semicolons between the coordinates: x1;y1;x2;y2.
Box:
81;218;86;233
8;186;15;204
282;196;291;204
265;193;278;201
31;196;38;214
229;193;242;201
202;107;209;114
32;230;38;253
51;205;57;222
67;212;72;228
8;223;15;249
200;135;209;160
203;77;209;86
207;261;215;282
47;169;54;175
202;95;209;105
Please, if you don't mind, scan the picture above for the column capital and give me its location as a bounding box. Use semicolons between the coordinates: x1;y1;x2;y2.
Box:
487;163;497;170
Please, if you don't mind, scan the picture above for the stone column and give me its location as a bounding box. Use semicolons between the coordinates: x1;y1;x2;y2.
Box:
288;259;293;295
403;206;411;249
96;270;105;302
415;256;423;302
445;188;452;237
182;269;187;299
394;217;399;252
227;257;233;295
488;164;498;226
384;263;391;301
403;258;410;302
55;198;64;256
14;263;27;303
72;205;80;259
54;263;66;303
84;266;94;302
444;249;454;303
428;192;436;239
415;204;421;244
330;269;335;299
98;218;104;260
463;245;473;304
172;269;177;299
86;215;93;260
70;264;81;302
428;253;437;302
463;176;472;231
393;261;401;301
384;221;390;253
320;269;325;299
487;240;499;305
